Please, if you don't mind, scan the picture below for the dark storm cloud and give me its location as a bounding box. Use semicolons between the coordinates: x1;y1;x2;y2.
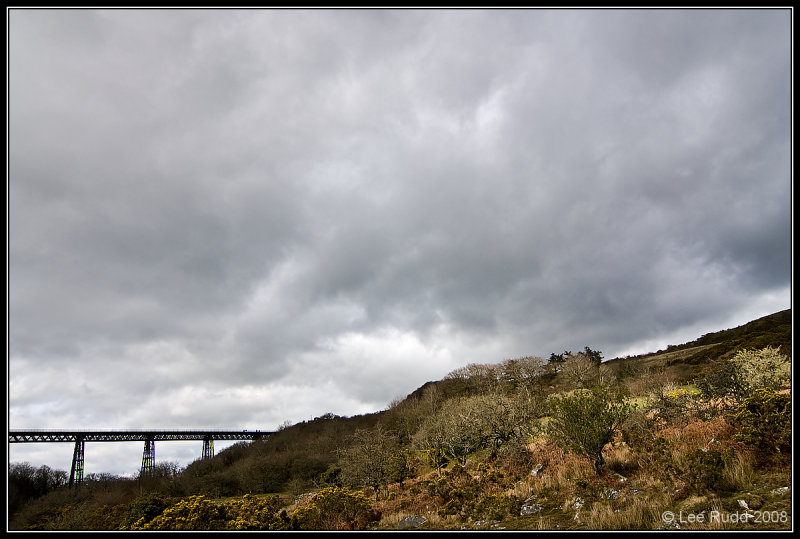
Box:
9;8;791;472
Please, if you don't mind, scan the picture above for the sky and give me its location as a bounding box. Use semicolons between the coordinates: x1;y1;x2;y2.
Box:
7;8;792;476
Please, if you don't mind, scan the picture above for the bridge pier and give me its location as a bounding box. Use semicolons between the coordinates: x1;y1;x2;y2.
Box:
68;436;85;488
202;436;214;459
141;438;155;476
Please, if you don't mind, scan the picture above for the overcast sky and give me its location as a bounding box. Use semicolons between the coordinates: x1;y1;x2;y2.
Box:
8;8;792;476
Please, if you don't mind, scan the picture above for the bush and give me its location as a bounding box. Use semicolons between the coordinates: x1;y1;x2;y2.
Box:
224;494;287;530
120;492;172;529
652;383;696;425
131;495;227;530
290;486;377;530
727;388;791;458
621;409;668;462
696;361;745;405
547;385;632;474
475;494;522;521
120;493;290;531
730;346;790;394
683;449;732;494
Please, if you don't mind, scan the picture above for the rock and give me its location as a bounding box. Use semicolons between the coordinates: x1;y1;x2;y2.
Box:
613;472;628;483
398;515;427;530
520;503;543;516
293;492;314;504
572;497;584;510
531;463;544;476
474;521;505;529
518;498;542;516
654;519;680;531
746;496;763;510
770;486;789;496
603;488;621;500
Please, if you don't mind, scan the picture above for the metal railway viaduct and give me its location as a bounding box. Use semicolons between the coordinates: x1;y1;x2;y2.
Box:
8;429;273;487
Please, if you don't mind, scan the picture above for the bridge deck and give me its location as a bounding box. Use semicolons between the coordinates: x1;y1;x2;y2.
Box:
9;430;272;443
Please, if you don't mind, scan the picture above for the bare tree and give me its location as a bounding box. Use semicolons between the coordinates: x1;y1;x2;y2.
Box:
338;425;406;500
561;352;599;388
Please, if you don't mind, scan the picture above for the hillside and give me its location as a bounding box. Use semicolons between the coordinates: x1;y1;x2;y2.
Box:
9;309;792;530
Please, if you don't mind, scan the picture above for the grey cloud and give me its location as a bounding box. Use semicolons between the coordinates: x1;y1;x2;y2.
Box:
9;9;791;474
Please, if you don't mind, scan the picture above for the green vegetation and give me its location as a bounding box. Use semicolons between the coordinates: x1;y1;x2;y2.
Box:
728;388;791;457
8;309;792;530
290;487;377;530
547;383;632;473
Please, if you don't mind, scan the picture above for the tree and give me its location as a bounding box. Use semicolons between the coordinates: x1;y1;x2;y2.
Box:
426;398;486;467
411;415;450;475
413;391;540;469
547;384;632;474
561;352;599;388
548;350;572;364
337;425;406;500
382;383;444;445
582;346;603;366
471;391;542;458
497;356;547;391
9;462;69;519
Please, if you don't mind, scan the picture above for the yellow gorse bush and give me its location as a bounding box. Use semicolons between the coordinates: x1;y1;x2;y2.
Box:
124;493;287;531
135;495;225;530
290;486;375;530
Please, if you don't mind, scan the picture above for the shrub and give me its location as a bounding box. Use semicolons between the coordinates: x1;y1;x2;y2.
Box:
224;494;287;530
730;346;790;394
620;409;669;463
696;361;745;403
290;487;377;531
727;388;791;458
547;385;632;474
475;494;522;521
652;382;695;425
132;495;227;530
120;492;172;529
318;465;342;487
683;449;732;494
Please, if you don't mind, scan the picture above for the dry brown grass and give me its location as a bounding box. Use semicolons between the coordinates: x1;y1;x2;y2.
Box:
660;416;733;452
604;444;639;476
584;494;669;530
723;450;758;492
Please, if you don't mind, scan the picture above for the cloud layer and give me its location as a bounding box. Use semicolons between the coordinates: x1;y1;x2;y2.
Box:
9;9;791;474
